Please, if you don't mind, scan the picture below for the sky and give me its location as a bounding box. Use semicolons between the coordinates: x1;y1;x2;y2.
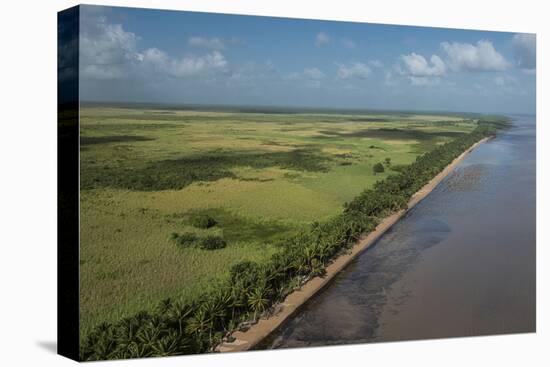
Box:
78;5;536;114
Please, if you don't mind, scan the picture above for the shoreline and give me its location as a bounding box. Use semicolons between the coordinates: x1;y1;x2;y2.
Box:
216;137;490;353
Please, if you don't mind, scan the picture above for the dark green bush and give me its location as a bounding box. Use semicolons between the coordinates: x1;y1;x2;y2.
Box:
173;232;199;248
190;214;217;229
229;261;263;289
373;162;385;174
199;235;227;250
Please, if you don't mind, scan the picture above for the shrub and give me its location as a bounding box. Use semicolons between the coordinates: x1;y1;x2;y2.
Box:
199;235;227;250
190;214;217;229
172;232;199;248
229;261;263;288
373;162;385;174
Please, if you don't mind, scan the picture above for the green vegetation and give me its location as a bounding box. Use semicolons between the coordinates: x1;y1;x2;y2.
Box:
81;147;332;191
373;162;385;174
171;232;227;250
190;213;218;229
79;105;509;360
81;135;155;145
80;114;507;360
172;232;198;248
199;236;227;250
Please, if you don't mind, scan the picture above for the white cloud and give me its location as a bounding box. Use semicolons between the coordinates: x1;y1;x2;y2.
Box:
80;15;141;79
396;54;444;86
303;67;325;80
315;32;330;47
400;53;446;76
341;38;356;49
188;36;225;50
337;62;372;79
512;33;536;70
80;13;228;80
440;40;510;71
142;49;227;78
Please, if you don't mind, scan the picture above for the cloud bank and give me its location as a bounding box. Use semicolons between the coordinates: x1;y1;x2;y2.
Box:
336;62;372;79
400;53;446;76
81;13;228;80
440;40;510;71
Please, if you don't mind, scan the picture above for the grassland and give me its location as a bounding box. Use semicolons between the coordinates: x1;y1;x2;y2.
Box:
79;105;476;335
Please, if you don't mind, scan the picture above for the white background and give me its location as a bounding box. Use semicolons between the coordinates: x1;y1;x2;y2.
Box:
0;0;547;365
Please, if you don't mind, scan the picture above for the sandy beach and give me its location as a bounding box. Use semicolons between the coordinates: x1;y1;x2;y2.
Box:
216;137;490;353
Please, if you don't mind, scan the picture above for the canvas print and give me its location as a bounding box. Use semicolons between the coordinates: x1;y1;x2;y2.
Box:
57;4;536;361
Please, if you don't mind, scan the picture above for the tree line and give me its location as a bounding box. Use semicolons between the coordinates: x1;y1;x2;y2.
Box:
80;117;508;360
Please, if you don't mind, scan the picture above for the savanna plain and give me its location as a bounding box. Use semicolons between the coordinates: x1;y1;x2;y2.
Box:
79;105;476;337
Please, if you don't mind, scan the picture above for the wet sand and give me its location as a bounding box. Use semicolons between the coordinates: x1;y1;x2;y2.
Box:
216;137;490;353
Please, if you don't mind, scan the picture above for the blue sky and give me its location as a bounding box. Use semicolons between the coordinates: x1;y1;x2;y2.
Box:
79;5;536;114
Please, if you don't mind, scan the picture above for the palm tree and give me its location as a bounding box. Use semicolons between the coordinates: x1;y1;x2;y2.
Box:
156;297;173;315
136;319;162;347
201;295;227;344
167;301;193;335
151;331;180;357
80;322;115;360
127;342;152;359
83;322;116;361
114;317;140;357
185;308;210;351
247;286;269;320
185;308;209;335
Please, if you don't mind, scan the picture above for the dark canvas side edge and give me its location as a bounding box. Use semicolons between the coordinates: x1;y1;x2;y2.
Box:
58;4;80;362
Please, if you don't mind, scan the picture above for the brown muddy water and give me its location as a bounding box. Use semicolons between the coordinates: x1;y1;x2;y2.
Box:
258;115;536;349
